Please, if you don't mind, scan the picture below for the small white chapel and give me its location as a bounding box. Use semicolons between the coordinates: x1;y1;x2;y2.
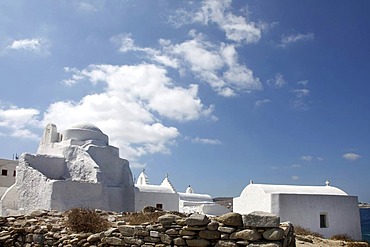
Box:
233;181;362;240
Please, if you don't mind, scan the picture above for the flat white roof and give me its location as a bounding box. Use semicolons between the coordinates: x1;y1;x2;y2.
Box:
240;183;348;197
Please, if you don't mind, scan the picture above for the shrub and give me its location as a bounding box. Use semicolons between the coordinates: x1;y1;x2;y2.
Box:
330;233;354;241
66;208;109;233
294;225;323;238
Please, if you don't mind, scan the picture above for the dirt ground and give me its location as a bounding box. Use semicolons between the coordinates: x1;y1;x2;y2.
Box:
295;234;369;247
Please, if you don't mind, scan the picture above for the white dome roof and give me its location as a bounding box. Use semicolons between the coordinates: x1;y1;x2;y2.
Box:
69;123;103;133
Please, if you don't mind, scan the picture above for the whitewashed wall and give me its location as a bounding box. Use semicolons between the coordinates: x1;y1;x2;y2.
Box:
275;194;362;240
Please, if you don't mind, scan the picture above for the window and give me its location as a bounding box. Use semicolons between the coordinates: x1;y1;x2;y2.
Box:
13;170;16;177
320;213;328;228
156;204;163;210
1;169;7;176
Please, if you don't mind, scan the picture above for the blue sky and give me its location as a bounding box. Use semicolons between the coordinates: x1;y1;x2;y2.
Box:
0;0;369;202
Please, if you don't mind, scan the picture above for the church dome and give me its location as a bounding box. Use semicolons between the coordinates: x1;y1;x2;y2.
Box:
61;123;108;144
69;123;103;133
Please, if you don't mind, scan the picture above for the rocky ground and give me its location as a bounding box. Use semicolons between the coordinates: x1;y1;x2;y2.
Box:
296;234;369;247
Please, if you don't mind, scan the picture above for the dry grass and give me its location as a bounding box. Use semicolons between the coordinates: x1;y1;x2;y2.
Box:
66;208;110;233
330;233;354;242
294;225;323;238
121;210;187;225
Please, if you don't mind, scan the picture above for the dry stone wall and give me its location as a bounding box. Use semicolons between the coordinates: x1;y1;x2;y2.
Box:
0;210;295;247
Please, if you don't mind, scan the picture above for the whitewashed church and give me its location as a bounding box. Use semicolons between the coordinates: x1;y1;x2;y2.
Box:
0;123;228;216
233;181;362;240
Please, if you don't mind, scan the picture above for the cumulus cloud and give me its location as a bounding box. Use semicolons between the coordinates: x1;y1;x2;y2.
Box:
55;63;214;162
0;105;40;140
170;0;264;44
280;32;314;48
5;38;49;55
112;32;262;97
192;137;221;145
342;153;361;161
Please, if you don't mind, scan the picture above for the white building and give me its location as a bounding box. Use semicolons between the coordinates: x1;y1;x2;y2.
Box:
233;181;362;240
134;170;230;216
1;123;135;216
179;186;230;216
134;170;179;211
0;158;18;198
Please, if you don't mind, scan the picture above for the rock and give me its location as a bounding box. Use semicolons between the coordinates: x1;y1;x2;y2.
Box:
207;221;220;231
165;228;179;235
218;226;236;233
199;230;221;240
247;242;282;247
217;212;243;227
263;228;285;241
104;228;118;237
87;233;102;242
242;211;280;228
150;230;160;237
118;225;144;236
160;233;172;244
186;214;211;226
173;237;187;245
104;236;123;245
123;236;144;245
230;229;262;241
158;214;181;226
215;240;239;247
179;229;197;236
186;239;211;247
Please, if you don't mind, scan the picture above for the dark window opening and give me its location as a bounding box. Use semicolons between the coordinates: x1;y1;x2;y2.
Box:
156;204;163;210
13;170;16;177
320;213;328;228
2;169;8;176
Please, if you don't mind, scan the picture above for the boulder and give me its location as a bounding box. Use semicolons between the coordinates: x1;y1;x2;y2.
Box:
242;211;280;228
230;229;262;241
262;228;285;241
217;212;243;227
186;214;211;226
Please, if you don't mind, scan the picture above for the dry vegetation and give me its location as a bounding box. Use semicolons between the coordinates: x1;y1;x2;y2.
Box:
66;208;110;233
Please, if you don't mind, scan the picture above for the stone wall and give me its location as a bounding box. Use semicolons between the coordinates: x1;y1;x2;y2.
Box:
0;210;295;247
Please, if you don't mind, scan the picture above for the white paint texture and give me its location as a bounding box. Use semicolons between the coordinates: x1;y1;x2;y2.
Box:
0;123;134;215
233;183;362;240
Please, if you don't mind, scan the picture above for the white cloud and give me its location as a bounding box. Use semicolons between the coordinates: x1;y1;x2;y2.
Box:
255;99;271;107
280;32;314;47
291;81;310;110
292;176;300;180
342;153;361;161
0;106;40;140
5;38;49;55
112;32;262;97
53;63;214;162
291;164;302;168
268;73;286;88
192;137;221;145
171;0;264;44
78;2;98;12
301;155;313;161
